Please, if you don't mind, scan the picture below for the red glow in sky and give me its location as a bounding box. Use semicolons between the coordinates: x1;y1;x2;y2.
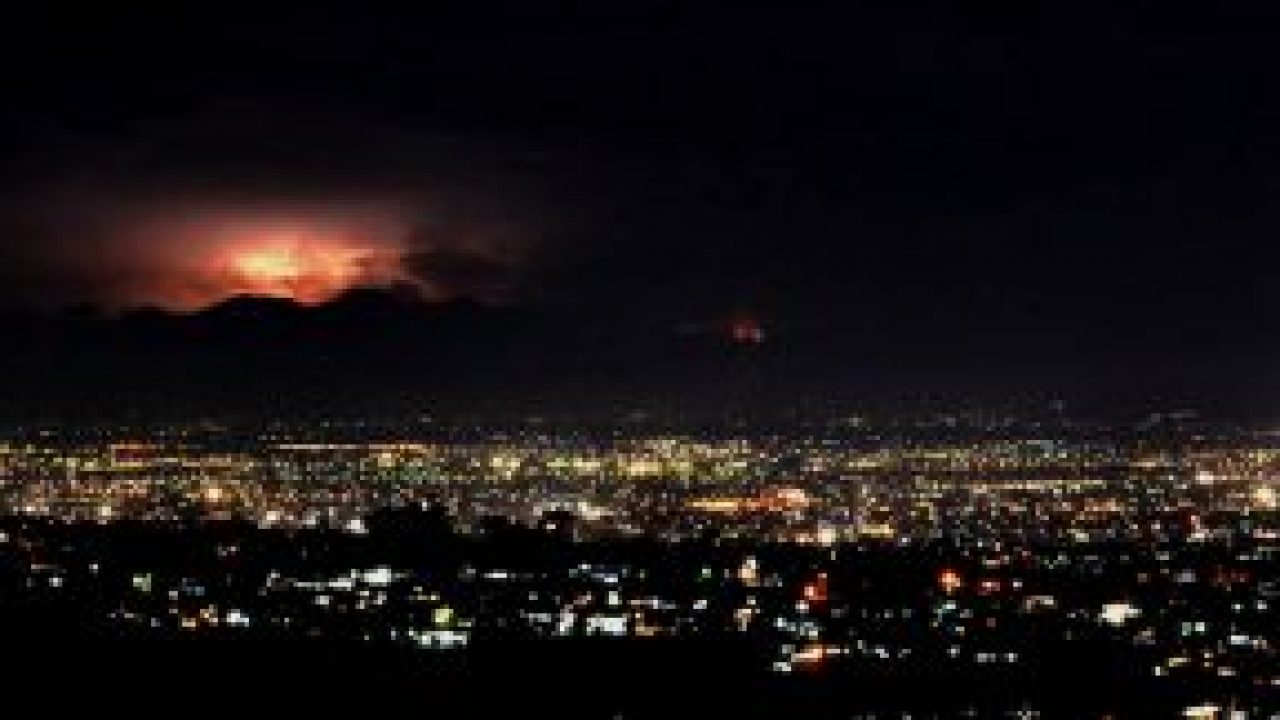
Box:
215;236;392;304
13;191;528;310
122;211;412;309
730;316;766;344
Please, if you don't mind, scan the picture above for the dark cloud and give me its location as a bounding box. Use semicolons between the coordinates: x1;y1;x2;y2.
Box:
401;249;521;303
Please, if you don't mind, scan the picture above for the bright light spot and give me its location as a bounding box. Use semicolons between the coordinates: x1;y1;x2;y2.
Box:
1099;601;1141;627
938;568;964;594
234;246;302;284
1182;703;1221;720
225;609;252;627
815;525;839;547
433;606;455;627
1253;485;1277;509
223;239;376;304
132;573;153;593
362;567;395;587
584;614;628;636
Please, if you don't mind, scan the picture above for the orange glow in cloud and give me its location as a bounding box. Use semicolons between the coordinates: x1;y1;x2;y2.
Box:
218;239;386;304
86;204;523;310
119;212;414;309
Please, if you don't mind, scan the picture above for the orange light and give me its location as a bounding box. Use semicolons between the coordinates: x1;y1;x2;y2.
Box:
234;246;303;284
792;643;844;668
221;239;375;304
802;572;829;605
938;568;963;594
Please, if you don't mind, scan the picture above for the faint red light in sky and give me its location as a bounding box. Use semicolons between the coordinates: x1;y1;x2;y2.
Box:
730;316;766;344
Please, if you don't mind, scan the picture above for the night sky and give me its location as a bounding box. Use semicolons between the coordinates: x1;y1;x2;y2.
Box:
2;3;1280;418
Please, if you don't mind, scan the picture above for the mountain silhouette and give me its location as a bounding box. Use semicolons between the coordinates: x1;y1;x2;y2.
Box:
0;287;777;421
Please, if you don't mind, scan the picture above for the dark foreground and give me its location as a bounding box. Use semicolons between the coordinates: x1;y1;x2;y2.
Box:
0;626;1206;718
1;512;1273;717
